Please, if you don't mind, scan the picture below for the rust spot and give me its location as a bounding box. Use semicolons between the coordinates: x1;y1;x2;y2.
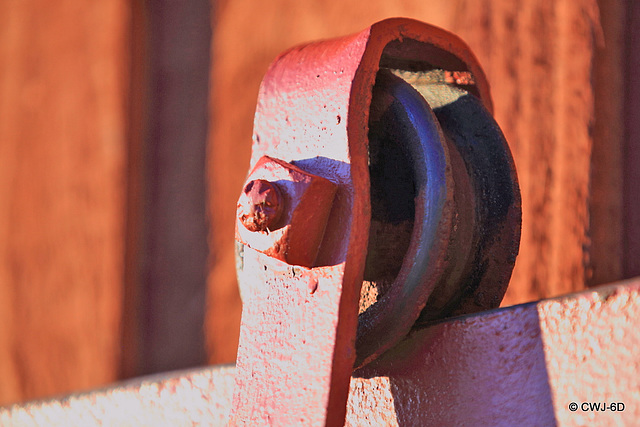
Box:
444;70;476;86
308;279;319;294
237;179;283;232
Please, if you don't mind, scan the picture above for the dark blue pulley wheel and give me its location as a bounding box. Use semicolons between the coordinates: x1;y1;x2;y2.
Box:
356;69;521;368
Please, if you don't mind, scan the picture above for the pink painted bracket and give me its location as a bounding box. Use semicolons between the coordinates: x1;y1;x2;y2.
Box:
229;17;499;426
228;16;524;425
229;17;523;425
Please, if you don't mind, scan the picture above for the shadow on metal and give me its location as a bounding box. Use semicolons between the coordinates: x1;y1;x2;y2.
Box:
353;306;557;426
4;279;639;425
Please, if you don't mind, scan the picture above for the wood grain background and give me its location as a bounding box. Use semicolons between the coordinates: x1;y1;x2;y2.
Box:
0;0;129;403
0;0;634;406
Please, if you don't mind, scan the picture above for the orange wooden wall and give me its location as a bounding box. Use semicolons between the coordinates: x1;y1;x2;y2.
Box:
0;0;130;403
0;0;634;406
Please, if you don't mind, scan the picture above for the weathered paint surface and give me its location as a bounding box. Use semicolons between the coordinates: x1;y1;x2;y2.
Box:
229;20;372;427
348;278;640;426
0;366;236;427
3;279;638;426
230;18;501;425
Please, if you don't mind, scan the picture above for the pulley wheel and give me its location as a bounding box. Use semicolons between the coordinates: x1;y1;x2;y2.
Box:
356;69;521;368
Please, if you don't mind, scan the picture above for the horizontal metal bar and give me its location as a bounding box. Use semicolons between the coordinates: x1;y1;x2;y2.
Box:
0;366;236;426
2;278;639;426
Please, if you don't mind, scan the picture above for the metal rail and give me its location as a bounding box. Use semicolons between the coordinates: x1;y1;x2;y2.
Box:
3;279;638;426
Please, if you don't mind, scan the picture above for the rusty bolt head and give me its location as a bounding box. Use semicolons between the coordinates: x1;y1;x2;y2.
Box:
235;156;338;267
237;179;284;232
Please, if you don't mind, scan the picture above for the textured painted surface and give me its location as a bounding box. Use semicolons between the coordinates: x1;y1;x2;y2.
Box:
3;279;638;425
233;250;355;426
0;366;236;427
348;278;640;426
206;1;458;364
538;282;640;426
231;19;506;425
230;23;372;425
0;0;129;404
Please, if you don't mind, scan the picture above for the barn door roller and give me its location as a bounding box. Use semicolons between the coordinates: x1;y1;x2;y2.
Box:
230;18;521;426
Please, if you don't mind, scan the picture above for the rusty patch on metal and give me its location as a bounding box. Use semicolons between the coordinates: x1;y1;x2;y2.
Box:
235;155;337;268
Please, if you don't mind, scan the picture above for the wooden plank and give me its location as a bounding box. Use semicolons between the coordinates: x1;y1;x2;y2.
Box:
208;0;625;361
450;0;602;303
625;0;640;278
0;0;129;404
122;0;211;377
590;0;625;286
120;0;148;381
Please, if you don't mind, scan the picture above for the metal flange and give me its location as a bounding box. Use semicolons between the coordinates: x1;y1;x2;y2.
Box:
356;68;521;367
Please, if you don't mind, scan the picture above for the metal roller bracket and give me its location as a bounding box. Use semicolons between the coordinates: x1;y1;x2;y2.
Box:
231;18;521;426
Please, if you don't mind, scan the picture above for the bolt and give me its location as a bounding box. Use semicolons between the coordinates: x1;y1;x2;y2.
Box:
237;179;284;232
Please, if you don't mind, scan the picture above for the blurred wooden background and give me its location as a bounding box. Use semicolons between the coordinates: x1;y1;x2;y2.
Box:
0;0;637;405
